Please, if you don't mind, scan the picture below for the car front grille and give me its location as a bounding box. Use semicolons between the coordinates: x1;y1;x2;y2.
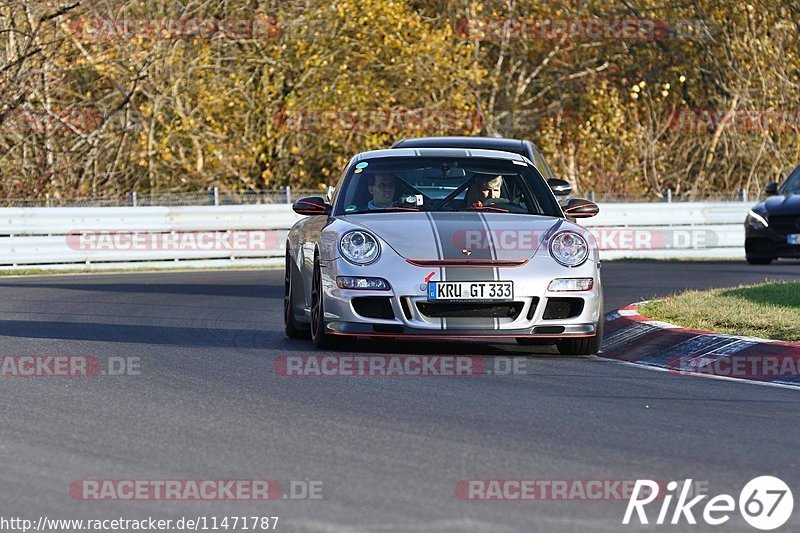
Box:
542;298;585;320
416;301;524;319
352;297;395;319
768;215;800;235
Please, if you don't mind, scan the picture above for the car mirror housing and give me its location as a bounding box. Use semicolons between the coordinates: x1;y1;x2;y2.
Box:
765;182;779;196
547;178;572;196
292;196;331;216
564;198;599;218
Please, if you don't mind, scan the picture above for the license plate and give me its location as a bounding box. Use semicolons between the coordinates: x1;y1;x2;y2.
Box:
788;234;800;245
427;281;514;302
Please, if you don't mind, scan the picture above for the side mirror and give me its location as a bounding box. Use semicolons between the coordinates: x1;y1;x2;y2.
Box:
765;182;779;196
292;196;331;216
547;178;572;196
564;198;599;218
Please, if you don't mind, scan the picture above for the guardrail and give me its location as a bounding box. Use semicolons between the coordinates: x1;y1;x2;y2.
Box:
0;202;749;271
0;205;303;270
583;201;749;260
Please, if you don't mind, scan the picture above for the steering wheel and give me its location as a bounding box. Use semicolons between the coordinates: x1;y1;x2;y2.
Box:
480;198;528;213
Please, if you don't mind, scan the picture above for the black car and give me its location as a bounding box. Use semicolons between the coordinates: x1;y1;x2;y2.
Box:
391;136;573;201
745;164;800;264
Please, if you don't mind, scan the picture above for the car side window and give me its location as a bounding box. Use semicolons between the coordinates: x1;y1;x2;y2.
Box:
529;144;556;181
781;165;800;194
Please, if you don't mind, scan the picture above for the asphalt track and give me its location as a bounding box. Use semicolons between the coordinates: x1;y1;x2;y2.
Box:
1;261;799;533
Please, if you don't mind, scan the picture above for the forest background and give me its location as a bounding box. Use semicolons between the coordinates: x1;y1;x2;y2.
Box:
1;0;798;202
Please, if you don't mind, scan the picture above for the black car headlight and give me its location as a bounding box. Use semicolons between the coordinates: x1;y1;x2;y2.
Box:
339;230;381;265
746;210;768;229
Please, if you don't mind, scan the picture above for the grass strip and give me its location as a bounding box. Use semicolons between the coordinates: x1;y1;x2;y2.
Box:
638;281;800;342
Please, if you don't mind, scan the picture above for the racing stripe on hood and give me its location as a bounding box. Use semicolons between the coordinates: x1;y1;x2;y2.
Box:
479;212;501;330
427;212;497;330
424;212;445;330
428;212;494;263
478;212;498;261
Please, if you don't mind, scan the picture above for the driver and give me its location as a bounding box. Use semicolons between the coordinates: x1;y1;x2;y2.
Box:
367;173;397;210
464;175;503;207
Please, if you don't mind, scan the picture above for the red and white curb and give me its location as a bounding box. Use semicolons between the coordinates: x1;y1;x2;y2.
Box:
600;302;800;389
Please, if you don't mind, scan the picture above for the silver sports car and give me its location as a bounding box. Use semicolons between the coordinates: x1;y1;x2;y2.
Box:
284;148;604;355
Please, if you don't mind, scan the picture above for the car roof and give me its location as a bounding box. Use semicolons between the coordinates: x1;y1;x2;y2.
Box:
354;147;530;163
391;136;532;155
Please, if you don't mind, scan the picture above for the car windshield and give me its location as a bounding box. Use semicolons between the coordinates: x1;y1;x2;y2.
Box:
781;166;800;194
334;156;563;217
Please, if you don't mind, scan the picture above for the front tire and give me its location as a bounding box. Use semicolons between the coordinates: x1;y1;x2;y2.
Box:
555;294;604;356
556;317;604;356
310;257;355;350
284;251;308;339
746;256;773;265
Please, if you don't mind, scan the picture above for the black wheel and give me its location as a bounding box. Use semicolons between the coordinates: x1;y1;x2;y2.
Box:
310;257;355;350
555;295;604;356
746;256;773;265
284;251;308;339
556;317;603;356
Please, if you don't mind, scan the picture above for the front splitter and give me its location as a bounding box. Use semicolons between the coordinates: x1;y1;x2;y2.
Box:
326;321;596;338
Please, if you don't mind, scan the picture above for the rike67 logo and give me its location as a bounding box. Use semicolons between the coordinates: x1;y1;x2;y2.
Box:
624;476;793;530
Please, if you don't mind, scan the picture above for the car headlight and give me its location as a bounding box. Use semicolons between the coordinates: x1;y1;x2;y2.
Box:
339;230;381;265
549;231;589;267
336;276;390;290
746;209;768;228
548;278;594;291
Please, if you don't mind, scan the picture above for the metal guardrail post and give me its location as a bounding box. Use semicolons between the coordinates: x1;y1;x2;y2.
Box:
738;188;747;202
286;186;292;204
662;188;672;202
208;187;220;206
132;191;138;207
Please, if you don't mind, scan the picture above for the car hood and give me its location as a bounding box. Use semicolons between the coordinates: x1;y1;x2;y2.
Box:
339;212;565;262
761;194;800;216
